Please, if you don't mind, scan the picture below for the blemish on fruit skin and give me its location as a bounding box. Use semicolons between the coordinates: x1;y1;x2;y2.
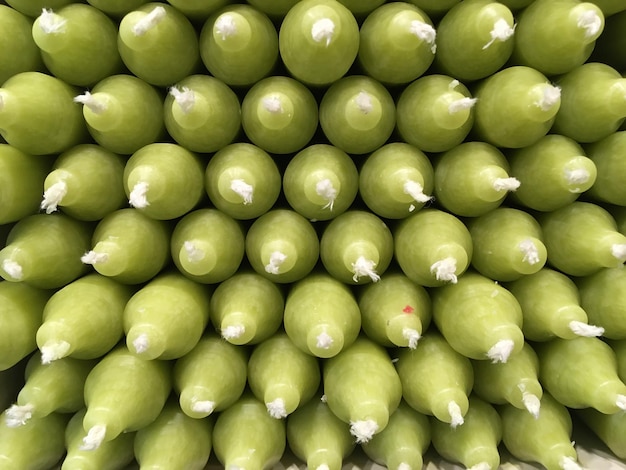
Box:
402;305;414;314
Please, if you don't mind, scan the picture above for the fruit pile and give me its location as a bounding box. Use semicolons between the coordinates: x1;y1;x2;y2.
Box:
1;0;626;468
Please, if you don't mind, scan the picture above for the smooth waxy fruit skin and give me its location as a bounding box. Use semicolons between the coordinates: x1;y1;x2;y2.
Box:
278;0;360;86
0;5;44;84
32;4;123;87
199;4;279;87
286;393;355;470
0;71;88;156
357;2;436;85
576;406;626;459
585;130;626;206
577;267;626;339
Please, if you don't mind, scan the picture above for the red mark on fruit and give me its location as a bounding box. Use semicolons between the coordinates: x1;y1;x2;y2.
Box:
403;305;414;314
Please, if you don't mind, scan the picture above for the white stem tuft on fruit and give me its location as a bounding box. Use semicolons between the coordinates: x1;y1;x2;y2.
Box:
355;91;373;114
265;251;287;275
221;324;246;340
559;456;583;470
230;179;254;205
132;6;166;36
448;400;464;428
349;419;379;444
397;463;412;470
487;339;515;363
38;8;67;34
492;177;521;192
169;86;196;114
4;403;35;428
316;178;337;211
468;463;492;470
132;333;150;354
80;424;107;451
129;181;150;208
351;256;380;283
40;180;68;214
577;9;602;39
311;18;335;46
430;257;458;284
519;238;541;265
402;327;421;349
403;180;432;203
521;391;541;419
266;398;288;419
262;95;283;113
448;97;477;114
2;259;23;281
564;167;591;187
73;92;107;114
568;320;604;337
611;243;626;263
183;241;205;262
535;85;561;112
40;340;71;364
409;20;437;54
81;250;109;265
214;14;238;40
191;399;215;414
483;18;515;50
316;331;334;350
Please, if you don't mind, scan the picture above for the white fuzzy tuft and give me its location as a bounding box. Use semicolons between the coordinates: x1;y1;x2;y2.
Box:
311;18;335;46
448;97;477;114
402;328;421;349
132;6;166;36
221;324;245;340
559;456;583;470
80;424;107;451
409;20;437;54
214;13;238;40
492;177;521;192
266;398;288;419
316;178;337;211
183;241;205;262
354;91;373;114
351;256;380;283
132;333;150;354
403;180;432;203
73;92;107;114
564;168;591;187
191;399;215;414
468;463;492;470
482;18;516;49
521;392;541;419
38;8;67;34
230;179;254;205
430;257;458;284
129;181;150;208
397;463;413;470
316;331;334;349
81;250;108;265
536;85;561;111
519;238;541;265
349;419;379;444
616;394;626;411
40;181;68;214
262;95;283;113
169;86;196;114
2;259;23;281
568;320;604;337
4;403;36;428
448;400;464;428
40;341;72;364
264;251;287;275
487;339;515;363
577;9;603;38
611;244;626;263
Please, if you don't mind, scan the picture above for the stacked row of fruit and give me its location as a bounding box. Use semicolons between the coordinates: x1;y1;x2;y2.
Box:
1;0;626;468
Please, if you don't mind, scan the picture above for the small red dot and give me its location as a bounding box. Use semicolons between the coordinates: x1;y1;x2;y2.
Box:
402;305;414;314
